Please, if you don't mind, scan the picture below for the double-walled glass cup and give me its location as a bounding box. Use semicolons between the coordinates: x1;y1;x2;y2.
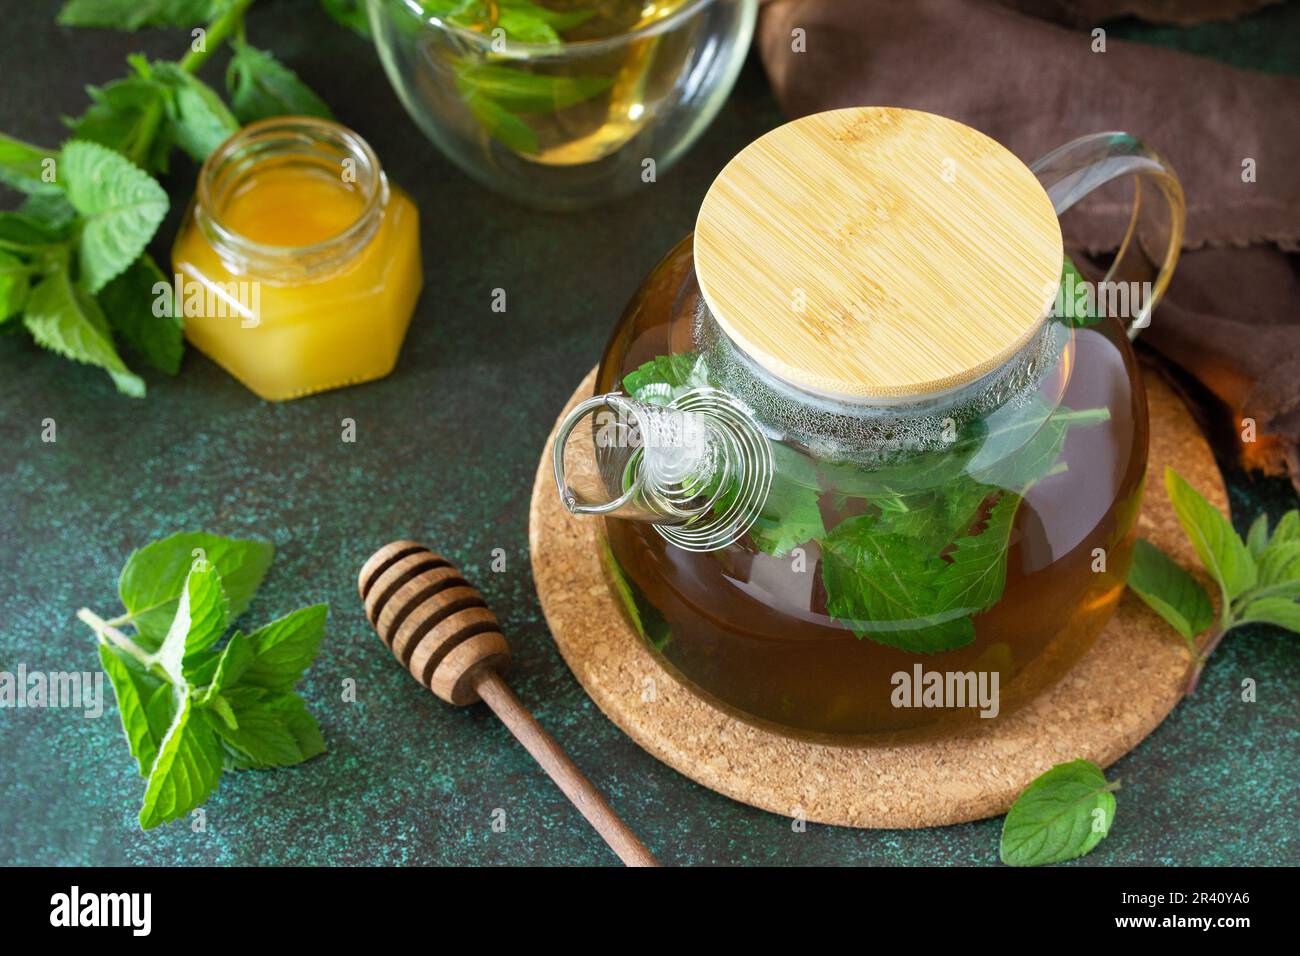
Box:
367;0;758;208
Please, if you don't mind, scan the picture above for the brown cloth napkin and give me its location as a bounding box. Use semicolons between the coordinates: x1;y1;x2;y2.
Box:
758;0;1300;489
998;0;1283;28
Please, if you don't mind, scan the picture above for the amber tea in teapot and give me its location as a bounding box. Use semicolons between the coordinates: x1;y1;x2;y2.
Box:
554;108;1185;742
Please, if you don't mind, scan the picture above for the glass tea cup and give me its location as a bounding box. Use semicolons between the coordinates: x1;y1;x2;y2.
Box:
367;0;757;209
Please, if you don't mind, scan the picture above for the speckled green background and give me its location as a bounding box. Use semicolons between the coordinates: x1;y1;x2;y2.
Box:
1;0;1297;867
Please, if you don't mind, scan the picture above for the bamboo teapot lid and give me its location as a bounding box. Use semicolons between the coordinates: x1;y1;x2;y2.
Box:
693;107;1063;401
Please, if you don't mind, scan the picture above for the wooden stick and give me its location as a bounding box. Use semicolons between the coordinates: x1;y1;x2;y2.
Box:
358;539;659;867
473;670;659;867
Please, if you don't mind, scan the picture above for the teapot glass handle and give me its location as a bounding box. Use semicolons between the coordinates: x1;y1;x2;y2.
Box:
1030;132;1185;338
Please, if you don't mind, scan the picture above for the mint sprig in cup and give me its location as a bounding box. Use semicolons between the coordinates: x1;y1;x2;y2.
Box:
367;0;758;208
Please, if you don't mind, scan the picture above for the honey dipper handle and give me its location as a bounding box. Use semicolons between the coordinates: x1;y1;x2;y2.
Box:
473;670;660;867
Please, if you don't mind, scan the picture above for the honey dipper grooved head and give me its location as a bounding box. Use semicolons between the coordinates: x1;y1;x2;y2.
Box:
358;541;510;706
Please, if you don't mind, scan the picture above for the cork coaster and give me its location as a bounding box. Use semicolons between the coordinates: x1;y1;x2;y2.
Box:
529;367;1225;828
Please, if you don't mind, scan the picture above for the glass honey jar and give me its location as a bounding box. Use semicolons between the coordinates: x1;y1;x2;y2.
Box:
172;117;422;400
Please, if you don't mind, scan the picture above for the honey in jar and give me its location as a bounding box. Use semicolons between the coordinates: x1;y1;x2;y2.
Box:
172;117;421;401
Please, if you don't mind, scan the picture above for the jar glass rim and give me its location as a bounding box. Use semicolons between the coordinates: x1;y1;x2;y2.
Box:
195;115;387;267
395;0;719;55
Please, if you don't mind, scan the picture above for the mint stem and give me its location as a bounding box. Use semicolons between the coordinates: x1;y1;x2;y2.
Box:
179;0;257;74
77;607;150;664
1185;623;1230;695
129;100;165;169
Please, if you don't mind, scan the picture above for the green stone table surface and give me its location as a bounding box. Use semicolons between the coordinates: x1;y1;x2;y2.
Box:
1;0;1297;867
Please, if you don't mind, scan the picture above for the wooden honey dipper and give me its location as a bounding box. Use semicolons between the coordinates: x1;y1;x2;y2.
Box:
358;540;659;867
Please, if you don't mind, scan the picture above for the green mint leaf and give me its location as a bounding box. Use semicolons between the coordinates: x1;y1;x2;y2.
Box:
207;694;239;730
1239;597;1300;634
153;563;229;684
749;477;824;557
493;10;563;44
456;63;612;114
1251;510;1300;600
225;42;333;125
821;492;1019;653
1126;538;1214;642
1000;759;1117;866
1256;540;1300;596
749;445;824;557
196;631;252;703
210;688;326;769
974;404;1109;492
138;696;224;829
60;140;168;293
439;0;596;37
1164;466;1256;605
0;132;61;195
821;516;974;652
622;352;710;404
117;532;274;646
1271;509;1299;546
58;0;221;30
18;191;80;234
600;538;672;651
319;0;372;36
867;492;945;545
177;566;229;658
1246;514;1270;560
65;74;172;174
0;209;74;249
23;264;145;396
148;63;240;163
238;604;328;693
0;251;31;324
1057;256;1100;328
144;681;178;746
868;478;993;555
97;253;183;374
460;89;539;155
932;493;1019;613
962;397;1053;473
834;399;1103;501
505;0;595;33
98;644;169;777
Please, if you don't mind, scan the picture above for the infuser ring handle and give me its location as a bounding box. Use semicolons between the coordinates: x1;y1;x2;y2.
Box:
552;392;645;517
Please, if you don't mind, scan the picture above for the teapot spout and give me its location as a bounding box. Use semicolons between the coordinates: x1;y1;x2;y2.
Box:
551;389;773;552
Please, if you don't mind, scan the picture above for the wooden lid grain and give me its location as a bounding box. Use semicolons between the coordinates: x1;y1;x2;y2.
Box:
694;107;1063;400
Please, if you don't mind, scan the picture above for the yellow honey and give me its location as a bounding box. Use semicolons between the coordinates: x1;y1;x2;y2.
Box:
172;118;421;401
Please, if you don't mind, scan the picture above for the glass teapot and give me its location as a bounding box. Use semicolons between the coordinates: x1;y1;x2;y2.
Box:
552;108;1185;743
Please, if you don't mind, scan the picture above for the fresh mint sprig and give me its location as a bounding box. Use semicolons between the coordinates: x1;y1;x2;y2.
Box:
1127;466;1300;691
410;1;613;155
226;40;334;123
1;1;333;395
78;531;328;829
1;137;169;397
